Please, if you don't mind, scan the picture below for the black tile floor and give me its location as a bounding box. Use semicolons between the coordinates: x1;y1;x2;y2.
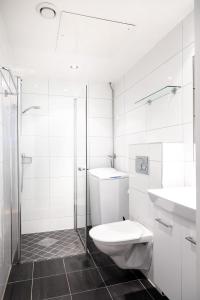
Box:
4;237;169;300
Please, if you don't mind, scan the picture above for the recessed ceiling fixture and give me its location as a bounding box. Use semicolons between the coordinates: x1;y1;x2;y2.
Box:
70;65;79;70
36;2;56;19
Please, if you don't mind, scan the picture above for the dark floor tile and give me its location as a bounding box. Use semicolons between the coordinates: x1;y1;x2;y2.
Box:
132;270;146;280
87;240;100;253
32;274;69;300
33;258;65;278
72;287;111;300
68;268;104;294
8;262;33;283
140;279;169;300
3;280;32;300
91;252;115;267
99;265;137;286
64;254;94;272
108;280;153;300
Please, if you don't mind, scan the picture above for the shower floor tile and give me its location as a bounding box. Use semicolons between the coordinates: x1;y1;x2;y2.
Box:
21;229;85;263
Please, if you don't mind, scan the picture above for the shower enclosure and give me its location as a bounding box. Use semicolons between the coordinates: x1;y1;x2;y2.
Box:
0;67;21;267
18;81;89;262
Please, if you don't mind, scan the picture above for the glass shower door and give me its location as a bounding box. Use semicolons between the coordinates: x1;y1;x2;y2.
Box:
74;86;88;249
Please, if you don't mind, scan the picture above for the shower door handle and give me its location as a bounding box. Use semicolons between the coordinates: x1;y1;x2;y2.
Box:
78;167;86;171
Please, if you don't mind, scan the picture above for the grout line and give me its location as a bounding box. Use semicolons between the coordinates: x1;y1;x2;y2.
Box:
138;279;155;300
70;286;110;296
30;261;34;300
63;258;72;296
89;251;113;300
33;272;66;281
44;295;71;300
65;266;97;274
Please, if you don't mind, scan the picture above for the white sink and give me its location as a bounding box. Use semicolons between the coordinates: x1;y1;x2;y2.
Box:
148;187;196;222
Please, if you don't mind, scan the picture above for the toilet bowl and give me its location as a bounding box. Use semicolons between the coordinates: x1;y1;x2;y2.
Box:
89;220;153;270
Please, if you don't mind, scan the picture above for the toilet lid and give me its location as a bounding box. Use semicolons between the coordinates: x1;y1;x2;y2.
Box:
89;220;143;244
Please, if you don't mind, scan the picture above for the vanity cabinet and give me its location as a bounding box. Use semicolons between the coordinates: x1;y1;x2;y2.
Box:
181;220;197;300
153;208;182;300
153;207;197;300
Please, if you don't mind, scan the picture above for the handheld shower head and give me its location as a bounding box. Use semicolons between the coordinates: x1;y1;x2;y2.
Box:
22;106;41;114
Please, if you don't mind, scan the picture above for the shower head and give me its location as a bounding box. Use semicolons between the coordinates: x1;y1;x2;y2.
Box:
22;106;41;114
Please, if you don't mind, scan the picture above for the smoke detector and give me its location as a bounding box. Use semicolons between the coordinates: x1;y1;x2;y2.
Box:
36;2;56;19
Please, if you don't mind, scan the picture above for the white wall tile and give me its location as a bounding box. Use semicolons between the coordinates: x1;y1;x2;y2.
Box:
162;162;184;187
50;158;74;177
49;115;73;137
183;123;194;162
49;137;74;157
146;125;183;143
21;136;49;157
22;77;48;94
88;83;111;99
162;143;184;162
22;178;50;200
50;177;73;198
124;23;182;91
89;99;112;118
49;95;74;115
126;106;146;134
22;115;48;136
182;44;195;86
129;189;154;230
23;158;49;178
89;137;112;157
183;12;194;48
146;91;182;131
181;83;193;124
89;157;111;169
89;118;112;137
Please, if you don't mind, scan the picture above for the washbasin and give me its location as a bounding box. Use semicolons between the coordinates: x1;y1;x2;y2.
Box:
148;187;196;222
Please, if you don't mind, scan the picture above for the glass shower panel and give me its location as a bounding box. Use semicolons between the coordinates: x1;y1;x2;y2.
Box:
75;86;88;248
0;69;20;265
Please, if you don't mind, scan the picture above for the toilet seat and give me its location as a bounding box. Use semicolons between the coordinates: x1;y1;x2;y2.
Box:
89;220;153;246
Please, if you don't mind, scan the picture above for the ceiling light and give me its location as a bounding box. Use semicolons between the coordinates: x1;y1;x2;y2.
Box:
70;65;79;70
36;2;56;19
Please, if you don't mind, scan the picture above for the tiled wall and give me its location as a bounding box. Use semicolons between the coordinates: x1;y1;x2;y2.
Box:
21;79;112;234
129;143;185;230
114;12;195;187
129;143;162;230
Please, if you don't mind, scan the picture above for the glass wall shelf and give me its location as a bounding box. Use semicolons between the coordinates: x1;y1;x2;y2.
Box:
135;85;181;105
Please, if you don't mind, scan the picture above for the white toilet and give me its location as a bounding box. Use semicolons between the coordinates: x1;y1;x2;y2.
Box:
89;168;153;270
89;220;153;270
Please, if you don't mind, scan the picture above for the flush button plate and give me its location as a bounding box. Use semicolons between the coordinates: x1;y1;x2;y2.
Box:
135;156;149;175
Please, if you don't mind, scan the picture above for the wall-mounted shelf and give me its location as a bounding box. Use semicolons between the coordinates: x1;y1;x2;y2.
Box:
135;85;181;105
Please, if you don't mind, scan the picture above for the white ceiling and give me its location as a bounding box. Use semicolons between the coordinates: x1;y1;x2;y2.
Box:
0;0;193;82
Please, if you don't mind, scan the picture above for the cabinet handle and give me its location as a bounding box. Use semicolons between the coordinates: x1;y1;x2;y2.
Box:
155;218;173;228
185;236;197;245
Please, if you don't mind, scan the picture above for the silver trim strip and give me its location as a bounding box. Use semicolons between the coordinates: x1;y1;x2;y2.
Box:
74;98;77;230
17;77;22;262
